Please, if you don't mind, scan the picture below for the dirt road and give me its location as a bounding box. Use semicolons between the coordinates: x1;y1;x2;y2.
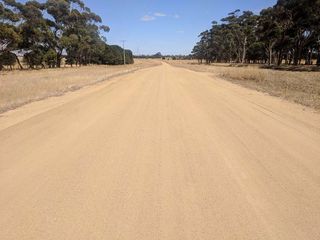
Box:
1;63;320;240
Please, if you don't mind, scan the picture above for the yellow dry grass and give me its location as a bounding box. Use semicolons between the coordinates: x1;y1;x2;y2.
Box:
0;59;159;113
169;60;320;110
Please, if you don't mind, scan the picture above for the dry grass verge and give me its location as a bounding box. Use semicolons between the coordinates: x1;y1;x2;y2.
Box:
169;60;320;110
0;59;159;113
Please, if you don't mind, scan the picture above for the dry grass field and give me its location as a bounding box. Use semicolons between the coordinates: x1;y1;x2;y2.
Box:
0;59;159;113
169;60;320;110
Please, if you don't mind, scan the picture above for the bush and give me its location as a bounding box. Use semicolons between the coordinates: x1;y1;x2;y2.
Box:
44;49;57;68
0;52;16;69
24;49;45;68
103;45;134;65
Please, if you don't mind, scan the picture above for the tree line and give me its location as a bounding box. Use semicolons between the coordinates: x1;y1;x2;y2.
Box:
0;0;133;70
192;0;320;66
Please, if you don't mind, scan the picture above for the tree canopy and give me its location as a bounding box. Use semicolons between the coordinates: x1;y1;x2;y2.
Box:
192;0;320;66
0;0;133;70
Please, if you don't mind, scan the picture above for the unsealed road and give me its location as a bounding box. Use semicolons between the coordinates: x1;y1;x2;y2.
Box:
1;63;320;240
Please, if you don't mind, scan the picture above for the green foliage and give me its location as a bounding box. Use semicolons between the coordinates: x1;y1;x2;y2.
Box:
24;48;45;68
100;45;134;65
125;50;134;64
106;45;125;65
192;0;320;66
0;51;16;67
44;49;57;68
0;0;134;70
0;24;21;51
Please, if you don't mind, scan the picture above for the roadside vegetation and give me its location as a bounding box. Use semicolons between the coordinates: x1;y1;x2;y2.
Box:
181;0;320;110
0;0;133;71
0;59;159;113
169;60;320;110
192;0;320;67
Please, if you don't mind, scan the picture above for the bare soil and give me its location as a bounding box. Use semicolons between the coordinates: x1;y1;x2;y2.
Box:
1;63;320;239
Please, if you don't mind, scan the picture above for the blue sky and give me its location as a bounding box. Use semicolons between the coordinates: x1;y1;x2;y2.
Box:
86;0;277;55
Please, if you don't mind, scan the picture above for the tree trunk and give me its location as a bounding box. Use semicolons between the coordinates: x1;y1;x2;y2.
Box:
277;50;283;66
266;41;277;66
293;47;298;65
306;49;312;65
56;52;62;68
242;36;247;63
237;48;241;63
293;40;303;65
14;55;24;70
269;48;272;65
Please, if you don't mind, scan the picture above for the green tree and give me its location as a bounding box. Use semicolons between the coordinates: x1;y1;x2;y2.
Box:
44;48;57;68
192;0;320;66
0;51;16;69
0;0;21;70
277;0;320;65
1;0;133;70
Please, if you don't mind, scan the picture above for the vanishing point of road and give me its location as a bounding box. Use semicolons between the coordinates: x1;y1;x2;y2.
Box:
1;63;320;239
